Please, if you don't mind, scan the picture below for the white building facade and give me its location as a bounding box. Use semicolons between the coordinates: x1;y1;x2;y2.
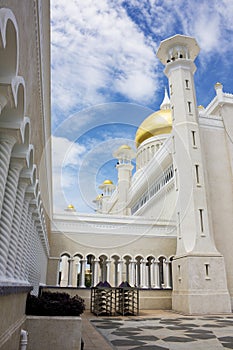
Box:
0;2;51;349
49;35;233;314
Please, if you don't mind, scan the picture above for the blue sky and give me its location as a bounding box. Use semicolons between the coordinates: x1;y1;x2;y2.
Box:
51;0;233;213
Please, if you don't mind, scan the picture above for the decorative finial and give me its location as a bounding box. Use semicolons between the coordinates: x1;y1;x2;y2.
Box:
160;88;170;110
215;82;223;90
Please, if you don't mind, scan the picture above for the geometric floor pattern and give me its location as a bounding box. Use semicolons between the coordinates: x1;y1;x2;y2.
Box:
91;315;233;349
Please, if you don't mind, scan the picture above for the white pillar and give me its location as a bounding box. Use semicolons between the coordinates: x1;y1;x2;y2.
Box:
79;259;86;288
93;259;99;287
20;206;33;281
165;261;172;289
0;136;16;217
136;262;140;287
106;260;111;284
129;260;136;287
145;264;149;288
6;179;28;278
0;160;23;279
68;258;74;287
140;259;147;288
72;260;78;287
150;261;154;288
118;260;123;285
163;260;167;289
152;261;160;289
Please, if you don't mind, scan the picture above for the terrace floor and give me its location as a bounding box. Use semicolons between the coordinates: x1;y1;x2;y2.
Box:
81;310;233;349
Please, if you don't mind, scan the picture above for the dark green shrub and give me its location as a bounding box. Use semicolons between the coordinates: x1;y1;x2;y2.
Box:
26;291;85;316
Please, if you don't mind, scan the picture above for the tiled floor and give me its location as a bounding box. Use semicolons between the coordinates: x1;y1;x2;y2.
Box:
82;310;233;349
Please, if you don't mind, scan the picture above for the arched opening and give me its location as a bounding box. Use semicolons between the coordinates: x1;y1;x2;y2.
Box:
135;255;143;287
86;254;95;287
147;256;154;288
158;256;166;288
111;255;120;287
122;255;132;284
72;254;82;287
58;253;70;287
99;254;108;283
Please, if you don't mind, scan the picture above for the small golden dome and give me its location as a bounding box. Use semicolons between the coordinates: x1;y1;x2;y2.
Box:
103;179;113;185
135;109;172;147
215;82;222;86
95;194;103;200
119;144;131;150
198;105;204;109
67;204;74;209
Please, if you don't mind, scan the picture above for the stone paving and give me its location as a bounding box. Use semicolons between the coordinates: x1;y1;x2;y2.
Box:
90;312;233;349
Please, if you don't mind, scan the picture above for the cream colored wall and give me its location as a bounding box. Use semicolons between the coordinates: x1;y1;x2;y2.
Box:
49;231;176;258
0;292;28;350
0;2;51;349
200;116;233;305
0;0;52;223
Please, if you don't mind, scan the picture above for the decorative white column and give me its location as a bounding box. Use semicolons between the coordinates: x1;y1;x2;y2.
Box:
140;259;147;288
93;259;99;287
163;260;168;289
152;260;160;289
118;260;123;285
72;259;79;287
149;262;154;288
135;262;140;287
0;136;16;217
27;214;37;287
145;264;149;288
0;160;23;279
68;258;74;287
6;179;28;279
14;193;32;280
106;260;111;284
79;259;86;288
164;261;172;289
129;260;136;287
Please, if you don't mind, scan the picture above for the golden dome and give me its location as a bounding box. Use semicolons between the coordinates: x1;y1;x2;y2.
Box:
103;179;113;185
95;194;103;200
67;204;74;209
119;144;131;150
135;108;172;147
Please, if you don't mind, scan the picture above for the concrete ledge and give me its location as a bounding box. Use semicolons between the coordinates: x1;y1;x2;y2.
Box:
42;286;172;311
26;316;82;350
0;284;32;296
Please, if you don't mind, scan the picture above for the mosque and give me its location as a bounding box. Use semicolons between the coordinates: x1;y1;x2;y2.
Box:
0;1;233;349
49;36;233;315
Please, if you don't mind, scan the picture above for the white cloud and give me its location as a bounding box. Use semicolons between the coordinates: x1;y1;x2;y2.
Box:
51;0;158;125
52;136;86;168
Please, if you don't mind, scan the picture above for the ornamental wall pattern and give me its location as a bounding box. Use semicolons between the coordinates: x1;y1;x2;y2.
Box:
0;8;49;294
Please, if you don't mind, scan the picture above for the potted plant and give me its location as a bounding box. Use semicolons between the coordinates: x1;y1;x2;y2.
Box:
25;291;85;350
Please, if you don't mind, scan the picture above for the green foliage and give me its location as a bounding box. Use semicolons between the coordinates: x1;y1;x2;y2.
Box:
26;291;85;316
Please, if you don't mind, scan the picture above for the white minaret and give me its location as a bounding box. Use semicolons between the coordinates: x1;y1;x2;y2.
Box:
113;145;135;215
157;35;231;314
98;180;115;213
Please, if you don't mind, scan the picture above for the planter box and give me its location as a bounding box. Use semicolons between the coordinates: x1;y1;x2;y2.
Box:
26;316;82;350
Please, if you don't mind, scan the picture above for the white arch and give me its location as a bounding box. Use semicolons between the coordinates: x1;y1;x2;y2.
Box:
0;8;19;78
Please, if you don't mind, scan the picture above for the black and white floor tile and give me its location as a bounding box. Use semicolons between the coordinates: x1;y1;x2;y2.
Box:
91;315;233;349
